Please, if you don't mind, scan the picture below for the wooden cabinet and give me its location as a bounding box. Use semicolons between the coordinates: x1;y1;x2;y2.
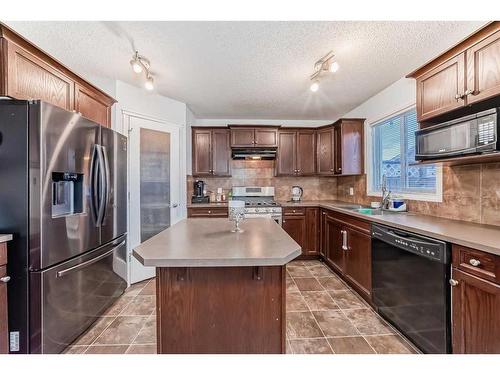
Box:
276;129;316;176
229;126;278;148
282;207;319;258
0;25;115;126
322;210;372;299
304;208;319;256
282;215;306;255
1;242;9;354
192;127;231;177
451;244;500;353
187;207;228;218
317;128;334;175
408;22;500;123
333;119;364;176
319;209;327;258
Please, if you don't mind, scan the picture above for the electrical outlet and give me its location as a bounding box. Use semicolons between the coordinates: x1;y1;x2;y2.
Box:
349;187;354;196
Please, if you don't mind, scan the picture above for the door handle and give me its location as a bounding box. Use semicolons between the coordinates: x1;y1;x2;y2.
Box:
449;279;459;287
57;239;125;278
90;145;100;224
341;230;348;251
101;145;111;223
96;145;107;226
0;276;10;283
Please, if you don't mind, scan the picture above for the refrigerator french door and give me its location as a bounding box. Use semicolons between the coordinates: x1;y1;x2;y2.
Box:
0;100;127;353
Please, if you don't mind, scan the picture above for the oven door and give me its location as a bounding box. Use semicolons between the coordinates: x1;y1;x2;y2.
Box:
244;213;282;226
416;119;478;160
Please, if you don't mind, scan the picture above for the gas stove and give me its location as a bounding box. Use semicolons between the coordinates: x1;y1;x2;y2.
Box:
231;186;282;224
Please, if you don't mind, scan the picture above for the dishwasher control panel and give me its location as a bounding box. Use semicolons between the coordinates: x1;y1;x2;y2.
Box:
372;224;449;263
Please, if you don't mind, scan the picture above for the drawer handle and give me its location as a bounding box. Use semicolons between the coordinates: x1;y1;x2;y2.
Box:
1;276;11;283
208;210;211;214
449;279;459;287
469;259;481;267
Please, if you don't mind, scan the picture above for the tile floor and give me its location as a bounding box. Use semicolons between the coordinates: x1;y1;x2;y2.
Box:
65;259;418;354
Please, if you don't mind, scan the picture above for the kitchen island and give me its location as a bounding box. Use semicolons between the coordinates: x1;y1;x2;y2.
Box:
133;218;301;354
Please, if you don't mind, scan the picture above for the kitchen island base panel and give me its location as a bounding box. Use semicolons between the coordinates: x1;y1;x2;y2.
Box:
156;265;285;354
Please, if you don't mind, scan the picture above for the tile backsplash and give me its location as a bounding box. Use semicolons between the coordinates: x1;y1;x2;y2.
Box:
188;160;500;227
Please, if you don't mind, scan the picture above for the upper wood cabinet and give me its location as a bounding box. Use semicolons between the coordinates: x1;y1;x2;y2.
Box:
408;22;500;123
317;128;334;175
192;127;231;177
229;126;278;148
0;24;115;127
276;129;316;176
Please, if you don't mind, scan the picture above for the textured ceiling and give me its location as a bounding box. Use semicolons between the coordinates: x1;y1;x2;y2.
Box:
6;21;485;120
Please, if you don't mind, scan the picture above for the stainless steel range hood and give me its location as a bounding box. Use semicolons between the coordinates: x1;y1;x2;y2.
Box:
231;148;277;160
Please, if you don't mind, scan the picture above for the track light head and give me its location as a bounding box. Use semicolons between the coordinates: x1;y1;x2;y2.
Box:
310;80;320;92
144;75;154;91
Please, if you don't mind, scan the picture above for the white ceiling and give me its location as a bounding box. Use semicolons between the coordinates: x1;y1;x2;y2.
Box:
6;21;485;120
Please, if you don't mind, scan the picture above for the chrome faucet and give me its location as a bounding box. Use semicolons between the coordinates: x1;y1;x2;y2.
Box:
380;174;391;210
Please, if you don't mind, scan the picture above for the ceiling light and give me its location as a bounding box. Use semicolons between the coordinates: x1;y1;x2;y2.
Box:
144;75;154;91
130;59;143;74
329;61;339;73
310;80;320;92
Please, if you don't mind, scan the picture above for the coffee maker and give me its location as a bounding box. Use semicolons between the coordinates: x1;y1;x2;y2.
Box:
191;180;210;203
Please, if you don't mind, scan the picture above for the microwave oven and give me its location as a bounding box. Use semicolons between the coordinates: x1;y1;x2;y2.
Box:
415;108;499;160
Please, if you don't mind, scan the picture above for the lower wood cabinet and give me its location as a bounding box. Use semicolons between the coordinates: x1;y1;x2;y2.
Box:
324;214;344;274
1;242;8;354
282;215;306;256
343;227;371;298
282;207;319;258
187;207;228;218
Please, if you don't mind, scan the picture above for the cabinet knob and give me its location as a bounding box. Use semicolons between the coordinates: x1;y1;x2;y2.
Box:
330;168;334;172
0;276;10;283
464;89;473;96
469;259;481;267
208;210;211;214
449;279;459;287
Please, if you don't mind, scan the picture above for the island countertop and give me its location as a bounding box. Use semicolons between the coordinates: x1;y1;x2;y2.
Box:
133;218;301;267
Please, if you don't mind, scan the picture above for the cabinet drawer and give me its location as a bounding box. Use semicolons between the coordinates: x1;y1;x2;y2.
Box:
326;210;371;234
283;207;306;216
188;207;228;218
0;243;6;267
452;244;500;284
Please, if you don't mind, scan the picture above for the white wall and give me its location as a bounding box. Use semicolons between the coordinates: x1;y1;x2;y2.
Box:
343;77;416;124
186;106;196;175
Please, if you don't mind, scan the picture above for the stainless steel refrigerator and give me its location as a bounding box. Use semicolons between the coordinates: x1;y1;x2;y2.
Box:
0;100;128;353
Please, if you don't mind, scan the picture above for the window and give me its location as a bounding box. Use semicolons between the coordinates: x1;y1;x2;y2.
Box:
369;108;441;201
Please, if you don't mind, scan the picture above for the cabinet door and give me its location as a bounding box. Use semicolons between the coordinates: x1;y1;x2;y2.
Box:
5;40;74;110
231;128;255;147
276;131;296;176
466;30;500;105
333;125;343;174
255;128;278;147
338;120;364;176
75;83;111;127
325;216;344;274
212;129;231;176
416;53;466;121
319;210;327;258
192;129;212;176
317;128;334;175
296;130;316;176
344;227;372;298
451;268;500;354
0;264;7;354
304;208;319;256
282;216;306;255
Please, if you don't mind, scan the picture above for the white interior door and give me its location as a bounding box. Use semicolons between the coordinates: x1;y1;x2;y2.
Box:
127;113;182;284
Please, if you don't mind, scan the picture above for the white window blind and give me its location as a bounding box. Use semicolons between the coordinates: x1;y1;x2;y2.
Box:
371;108;437;195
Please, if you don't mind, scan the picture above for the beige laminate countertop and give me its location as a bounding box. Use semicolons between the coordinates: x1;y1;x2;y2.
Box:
278;200;500;256
0;234;13;244
133;218;301;267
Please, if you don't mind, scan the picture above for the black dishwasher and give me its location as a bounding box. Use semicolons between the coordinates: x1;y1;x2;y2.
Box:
371;224;451;354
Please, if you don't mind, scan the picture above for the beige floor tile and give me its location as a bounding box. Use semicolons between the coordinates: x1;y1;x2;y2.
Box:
312;310;359;337
139;281;156;296
63;345;88;354
287;266;314;278
85;345;129;354
120;295;155;316
328;337;375;354
72;317;114;345
123;280;149;297
308;265;334;277
286;278;299;292
289;338;333;354
302;291;339;311
103;296;134;316
294;277;324;291
286;292;309;312
126;344;157;354
94;316;147;345
343;309;392;335
328;290;367;309
317;276;348;291
364;335;415;354
286;312;324;339
134;315;156;344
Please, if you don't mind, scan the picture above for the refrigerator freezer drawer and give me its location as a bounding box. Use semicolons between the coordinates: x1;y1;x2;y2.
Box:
29;235;127;354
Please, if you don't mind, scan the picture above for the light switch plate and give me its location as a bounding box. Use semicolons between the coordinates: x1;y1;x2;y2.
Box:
349;187;354;196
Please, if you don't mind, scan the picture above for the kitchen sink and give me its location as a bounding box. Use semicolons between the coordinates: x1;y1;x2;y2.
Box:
349;207;413;216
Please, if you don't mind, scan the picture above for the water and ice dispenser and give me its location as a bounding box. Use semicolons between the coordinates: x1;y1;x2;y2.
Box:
51;172;83;217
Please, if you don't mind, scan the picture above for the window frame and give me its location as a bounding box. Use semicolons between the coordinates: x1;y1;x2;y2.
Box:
366;105;443;202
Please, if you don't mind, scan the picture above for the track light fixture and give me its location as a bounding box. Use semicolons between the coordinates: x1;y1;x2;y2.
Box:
130;51;154;91
309;50;339;92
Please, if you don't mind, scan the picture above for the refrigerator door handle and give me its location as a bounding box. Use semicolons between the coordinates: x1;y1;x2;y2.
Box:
56;239;126;278
96;145;106;227
101;145;110;226
90;144;100;224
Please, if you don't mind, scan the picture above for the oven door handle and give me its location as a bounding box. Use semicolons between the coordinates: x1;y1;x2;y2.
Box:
416;147;479;159
56;240;125;278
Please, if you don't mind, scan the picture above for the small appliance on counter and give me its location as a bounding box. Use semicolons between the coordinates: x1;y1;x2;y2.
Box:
291;186;303;202
191;180;210;204
388;196;407;212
